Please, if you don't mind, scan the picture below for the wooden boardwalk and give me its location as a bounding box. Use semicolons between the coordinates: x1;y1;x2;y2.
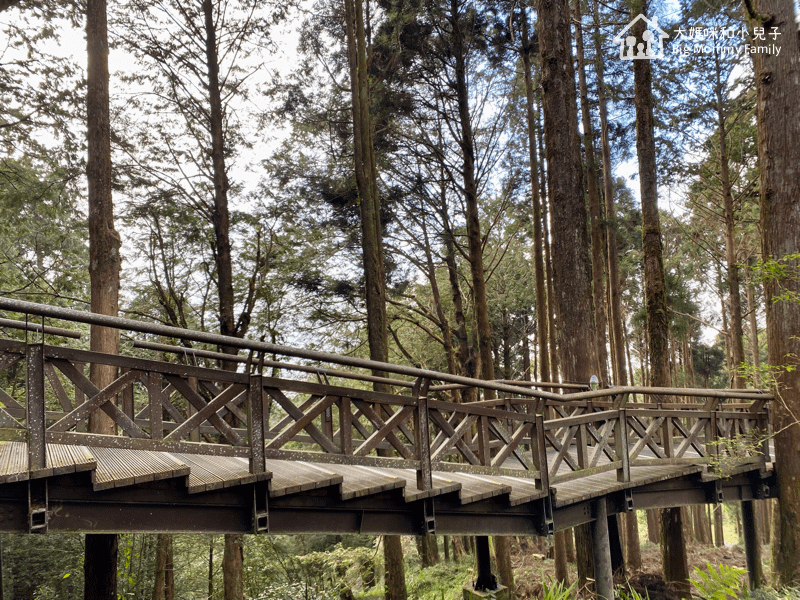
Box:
0;298;776;536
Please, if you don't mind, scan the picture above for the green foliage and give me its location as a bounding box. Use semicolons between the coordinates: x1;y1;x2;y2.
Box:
405;559;473;600
541;578;578;600
690;562;746;600
707;431;764;477
747;587;800;600
618;582;649;600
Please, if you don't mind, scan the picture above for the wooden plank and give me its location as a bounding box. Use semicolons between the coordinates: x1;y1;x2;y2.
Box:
354;405;415;458
315;463;406;501
90;447;190;490
340;397;353;455
489;420;534;470
261;376;418;407
587;420;616;468
0;388;23;411
0;441;30;483
27;345;46;470
262;459;343;497
145;372;164;440
249;376;266;475
496;475;549;506
544;409;618;429
435;471;512;505
174;453;270;494
428;410;480;465
428;399;537;422
47;431;252;458
267;395;338;451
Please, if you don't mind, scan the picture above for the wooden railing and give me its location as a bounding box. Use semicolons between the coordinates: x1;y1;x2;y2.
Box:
0;298;773;501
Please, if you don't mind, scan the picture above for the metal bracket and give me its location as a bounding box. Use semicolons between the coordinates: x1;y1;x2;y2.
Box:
419;498;435;535
28;478;48;533
540;492;555;536
252;481;269;533
625;489;634;511
707;479;724;504
756;481;769;500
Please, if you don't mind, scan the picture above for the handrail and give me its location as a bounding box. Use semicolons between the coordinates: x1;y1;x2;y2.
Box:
0;298;773;404
0;297;565;401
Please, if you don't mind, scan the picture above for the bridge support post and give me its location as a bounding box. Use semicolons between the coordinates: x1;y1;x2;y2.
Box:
742;500;762;589
474;536;497;591
591;499;614;600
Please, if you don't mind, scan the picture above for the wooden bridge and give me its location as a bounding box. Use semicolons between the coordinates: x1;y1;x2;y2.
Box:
0;298;775;588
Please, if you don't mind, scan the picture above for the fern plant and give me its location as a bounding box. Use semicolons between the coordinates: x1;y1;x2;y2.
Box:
541;579;578;600
691;562;746;600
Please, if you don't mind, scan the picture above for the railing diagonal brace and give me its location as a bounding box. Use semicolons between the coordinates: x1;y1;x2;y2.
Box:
429;411;480;464
166;375;244;446
165;384;246;442
266;388;340;454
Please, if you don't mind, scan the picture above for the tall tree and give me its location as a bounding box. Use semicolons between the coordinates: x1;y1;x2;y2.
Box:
536;0;599;591
343;1;406;598
746;0;800;585
629;2;689;594
85;0;121;597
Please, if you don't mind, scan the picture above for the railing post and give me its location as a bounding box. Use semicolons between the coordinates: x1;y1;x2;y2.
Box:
26;344;46;471
146;372;164;440
413;378;432;491
704;397;720;464
532;413;549;492
340;397;353;455
248;374;266;475
413;378;434;534
615;408;630;483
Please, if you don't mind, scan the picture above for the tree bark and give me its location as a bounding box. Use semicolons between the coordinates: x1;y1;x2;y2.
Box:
592;0;627;389
536;0;596;588
344;1;406;598
222;534;243;600
574;0;609;385
86;0;120;596
520;5;549;383
628;1;689;595
749;0;800;585
713;49;746;390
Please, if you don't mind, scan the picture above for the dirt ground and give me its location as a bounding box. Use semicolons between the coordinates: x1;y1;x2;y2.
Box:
510;536;750;600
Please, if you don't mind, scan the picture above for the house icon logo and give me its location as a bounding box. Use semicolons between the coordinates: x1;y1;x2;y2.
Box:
612;14;669;60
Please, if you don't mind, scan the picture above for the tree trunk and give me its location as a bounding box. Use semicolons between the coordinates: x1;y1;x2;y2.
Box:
493;536;514;592
222;534;243;600
153;534;169;600
592;0;627;389
745;269;761;387
554;531;569;583
344;1;407;597
714;50;746;390
536;0;596;588
749;0;800;585
208;537;215;600
629;0;688;594
574;0;609;386
520;6;549;384
626;512;642;572
86;0;120;596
